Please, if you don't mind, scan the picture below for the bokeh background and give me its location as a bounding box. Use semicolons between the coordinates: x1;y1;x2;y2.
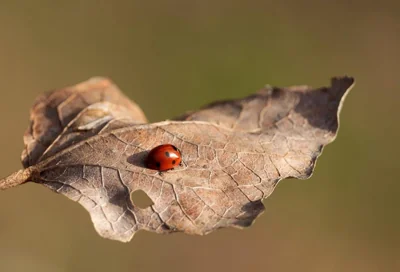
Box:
0;1;398;271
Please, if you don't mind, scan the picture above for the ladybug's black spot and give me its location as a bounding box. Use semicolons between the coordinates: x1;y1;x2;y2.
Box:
172;146;178;151
172;160;176;165
155;162;161;168
165;151;170;157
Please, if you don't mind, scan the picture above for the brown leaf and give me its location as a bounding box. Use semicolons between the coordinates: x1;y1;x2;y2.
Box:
0;76;354;242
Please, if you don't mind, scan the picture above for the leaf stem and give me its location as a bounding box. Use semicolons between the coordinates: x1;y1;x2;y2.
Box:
0;169;32;190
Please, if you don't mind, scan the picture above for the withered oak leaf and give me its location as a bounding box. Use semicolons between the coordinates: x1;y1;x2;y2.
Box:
0;76;354;242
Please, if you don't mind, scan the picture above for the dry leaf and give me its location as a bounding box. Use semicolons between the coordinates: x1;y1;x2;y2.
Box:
0;76;354;242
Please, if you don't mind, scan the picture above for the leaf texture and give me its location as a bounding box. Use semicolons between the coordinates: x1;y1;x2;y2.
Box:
0;76;354;242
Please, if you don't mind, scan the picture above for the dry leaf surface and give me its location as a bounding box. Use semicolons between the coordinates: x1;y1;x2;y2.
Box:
0;76;354;242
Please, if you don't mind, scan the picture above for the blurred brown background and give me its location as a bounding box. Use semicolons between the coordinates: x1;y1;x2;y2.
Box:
0;1;398;271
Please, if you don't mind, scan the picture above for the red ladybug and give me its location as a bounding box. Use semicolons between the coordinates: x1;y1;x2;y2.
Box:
145;144;182;171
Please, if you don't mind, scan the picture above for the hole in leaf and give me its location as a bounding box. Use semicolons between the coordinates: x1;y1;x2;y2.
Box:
130;190;154;209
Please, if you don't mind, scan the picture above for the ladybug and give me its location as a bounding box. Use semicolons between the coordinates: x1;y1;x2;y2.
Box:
145;144;182;171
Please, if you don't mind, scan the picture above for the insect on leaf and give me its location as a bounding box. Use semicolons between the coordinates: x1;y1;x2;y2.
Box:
0;76;354;242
